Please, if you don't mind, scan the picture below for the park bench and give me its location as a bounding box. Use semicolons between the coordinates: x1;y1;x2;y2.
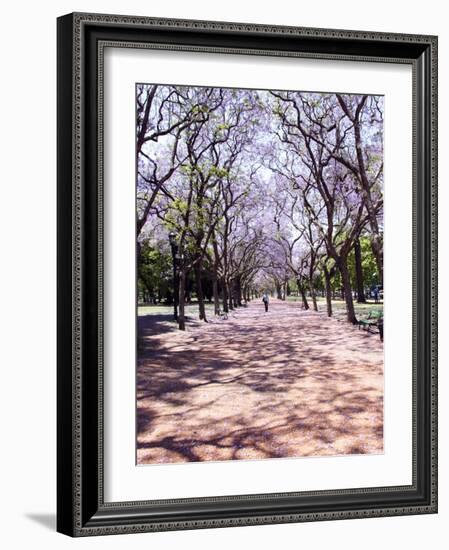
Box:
358;310;383;341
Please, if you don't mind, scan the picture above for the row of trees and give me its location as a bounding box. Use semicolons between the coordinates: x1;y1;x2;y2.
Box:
137;85;383;329
138;237;379;304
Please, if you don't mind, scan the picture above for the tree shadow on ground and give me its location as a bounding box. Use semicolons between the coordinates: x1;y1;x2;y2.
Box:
137;301;384;464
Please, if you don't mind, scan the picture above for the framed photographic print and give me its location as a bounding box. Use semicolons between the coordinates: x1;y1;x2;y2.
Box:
57;12;438;536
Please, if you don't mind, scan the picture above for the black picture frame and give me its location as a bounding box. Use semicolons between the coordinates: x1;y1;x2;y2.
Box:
57;12;438;537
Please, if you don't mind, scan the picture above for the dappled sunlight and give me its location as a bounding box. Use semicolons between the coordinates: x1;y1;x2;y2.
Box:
137;299;383;464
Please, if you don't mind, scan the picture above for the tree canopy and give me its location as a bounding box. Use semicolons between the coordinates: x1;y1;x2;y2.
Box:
136;84;384;328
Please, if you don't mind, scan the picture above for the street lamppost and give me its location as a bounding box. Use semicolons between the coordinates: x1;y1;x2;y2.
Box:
168;231;179;321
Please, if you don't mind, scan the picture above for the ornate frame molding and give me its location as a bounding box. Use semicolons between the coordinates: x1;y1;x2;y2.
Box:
57;12;437;537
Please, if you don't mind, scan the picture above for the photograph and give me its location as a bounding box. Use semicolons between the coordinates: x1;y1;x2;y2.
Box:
53;8;437;538
136;83;385;465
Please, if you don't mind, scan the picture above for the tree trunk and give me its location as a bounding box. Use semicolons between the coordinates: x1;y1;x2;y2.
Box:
212;274;220;316
178;269;186;331
231;279;238;308
297;279;309;310
371;236;383;285
222;277;229;313
276;281;282;300
194;261;207;322
310;283;318;311
339;258;357;324
227;280;234;310
323;266;333;317
244;286;249;302
211;235;221;315
236;276;243;306
354;238;366;303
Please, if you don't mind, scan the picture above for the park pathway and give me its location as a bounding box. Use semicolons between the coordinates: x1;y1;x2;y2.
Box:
137;299;384;464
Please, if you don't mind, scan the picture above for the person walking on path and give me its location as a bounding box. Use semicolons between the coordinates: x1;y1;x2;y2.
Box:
262;292;269;312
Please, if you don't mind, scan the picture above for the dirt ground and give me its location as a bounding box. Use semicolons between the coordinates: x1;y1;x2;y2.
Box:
137;299;384;464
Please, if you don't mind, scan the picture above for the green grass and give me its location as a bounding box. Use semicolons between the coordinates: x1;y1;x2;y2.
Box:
138;301;219;318
138;297;383;322
287;295;383;321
